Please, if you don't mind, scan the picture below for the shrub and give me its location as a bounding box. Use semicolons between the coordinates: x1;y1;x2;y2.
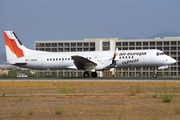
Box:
161;88;174;103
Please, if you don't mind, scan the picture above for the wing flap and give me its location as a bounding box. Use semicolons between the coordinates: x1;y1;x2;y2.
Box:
71;55;97;70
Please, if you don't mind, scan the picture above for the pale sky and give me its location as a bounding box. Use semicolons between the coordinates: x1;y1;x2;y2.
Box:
1;0;180;53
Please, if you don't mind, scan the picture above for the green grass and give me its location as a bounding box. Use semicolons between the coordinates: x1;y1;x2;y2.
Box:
55;105;63;115
2;92;5;97
130;86;141;96
58;84;76;94
8;89;16;94
160;88;174;103
13;106;24;117
28;109;35;116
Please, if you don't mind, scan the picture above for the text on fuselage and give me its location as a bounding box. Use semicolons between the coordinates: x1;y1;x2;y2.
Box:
119;52;146;56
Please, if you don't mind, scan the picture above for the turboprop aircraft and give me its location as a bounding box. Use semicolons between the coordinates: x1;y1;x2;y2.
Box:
3;31;177;78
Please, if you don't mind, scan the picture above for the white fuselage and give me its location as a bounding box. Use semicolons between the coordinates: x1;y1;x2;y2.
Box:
8;49;176;71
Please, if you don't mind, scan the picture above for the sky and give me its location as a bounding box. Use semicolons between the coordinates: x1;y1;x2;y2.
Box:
1;0;180;53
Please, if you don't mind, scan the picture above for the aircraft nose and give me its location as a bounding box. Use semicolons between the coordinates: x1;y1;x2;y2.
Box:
168;57;177;64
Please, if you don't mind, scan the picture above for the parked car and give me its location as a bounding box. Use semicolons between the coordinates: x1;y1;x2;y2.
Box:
17;74;28;77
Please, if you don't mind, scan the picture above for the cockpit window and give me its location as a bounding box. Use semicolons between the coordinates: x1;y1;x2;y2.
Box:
157;52;165;56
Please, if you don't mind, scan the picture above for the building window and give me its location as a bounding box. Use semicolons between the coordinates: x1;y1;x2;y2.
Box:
143;42;148;46
171;52;176;55
71;43;76;47
36;43;39;47
164;47;169;50
77;43;82;47
65;43;69;47
150;42;155;46
58;48;63;52
164;41;169;45
123;47;128;50
52;48;57;52
103;42;110;46
58;43;63;47
157;42;162;45
77;48;82;51
46;48;51;51
116;42;121;46
136;42;141;46
103;47;110;51
136;47;141;50
143;47;148;49
71;48;76;51
39;43;44;47
157;47;162;50
122;42;128;46
129;42;135;46
171;41;176;45
39;48;44;51
46;43;51;47
52;43;57;47
83;48;89;51
83;43;89;46
90;48;95;51
65;48;69;52
90;43;95;47
171;47;176;50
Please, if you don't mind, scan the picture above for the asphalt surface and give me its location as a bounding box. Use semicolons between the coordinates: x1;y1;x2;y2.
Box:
0;77;180;82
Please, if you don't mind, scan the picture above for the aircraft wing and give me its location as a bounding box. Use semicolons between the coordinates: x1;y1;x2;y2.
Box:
71;55;97;71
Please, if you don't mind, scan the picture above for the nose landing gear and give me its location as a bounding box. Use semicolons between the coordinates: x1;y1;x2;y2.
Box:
153;67;157;78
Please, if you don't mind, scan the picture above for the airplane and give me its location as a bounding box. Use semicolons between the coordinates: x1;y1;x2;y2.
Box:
3;31;177;78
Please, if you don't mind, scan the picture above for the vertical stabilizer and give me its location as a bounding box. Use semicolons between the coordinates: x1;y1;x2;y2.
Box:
4;31;25;61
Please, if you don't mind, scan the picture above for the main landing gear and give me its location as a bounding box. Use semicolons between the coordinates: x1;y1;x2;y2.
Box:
83;71;97;78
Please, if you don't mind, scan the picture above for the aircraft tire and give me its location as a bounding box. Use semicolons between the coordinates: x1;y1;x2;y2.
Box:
83;72;90;78
153;74;157;78
91;72;97;77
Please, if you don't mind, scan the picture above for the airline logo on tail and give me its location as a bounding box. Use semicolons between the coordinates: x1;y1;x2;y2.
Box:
4;31;24;60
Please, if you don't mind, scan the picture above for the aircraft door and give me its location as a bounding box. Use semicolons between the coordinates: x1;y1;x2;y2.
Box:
37;57;43;67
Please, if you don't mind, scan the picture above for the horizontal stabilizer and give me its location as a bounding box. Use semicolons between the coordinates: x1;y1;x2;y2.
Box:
12;63;27;66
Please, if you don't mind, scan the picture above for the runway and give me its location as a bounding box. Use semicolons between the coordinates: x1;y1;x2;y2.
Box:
0;77;180;82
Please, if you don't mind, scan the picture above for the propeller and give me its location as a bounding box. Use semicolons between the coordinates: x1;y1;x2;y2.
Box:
110;48;118;67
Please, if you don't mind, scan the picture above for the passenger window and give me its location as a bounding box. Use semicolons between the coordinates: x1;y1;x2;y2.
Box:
62;58;64;60
89;57;91;59
65;58;67;60
59;58;61;61
53;58;55;61
126;56;127;59
129;56;130;59
47;59;49;61
56;58;58;61
68;58;70;60
50;59;52;61
119;57;121;59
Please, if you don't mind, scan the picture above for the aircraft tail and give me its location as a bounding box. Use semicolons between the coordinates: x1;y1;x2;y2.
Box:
3;31;29;61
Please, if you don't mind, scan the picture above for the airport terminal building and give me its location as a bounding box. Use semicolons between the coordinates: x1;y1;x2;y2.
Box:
35;37;180;77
